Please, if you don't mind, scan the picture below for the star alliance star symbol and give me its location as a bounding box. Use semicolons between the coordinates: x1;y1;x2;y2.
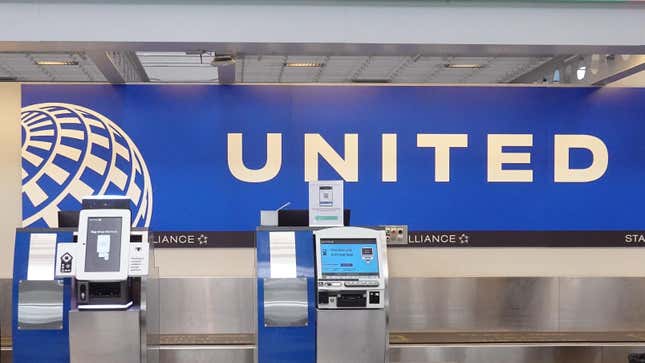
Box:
459;233;469;244
197;234;208;244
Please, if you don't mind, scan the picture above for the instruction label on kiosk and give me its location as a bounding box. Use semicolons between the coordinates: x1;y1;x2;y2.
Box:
309;180;344;227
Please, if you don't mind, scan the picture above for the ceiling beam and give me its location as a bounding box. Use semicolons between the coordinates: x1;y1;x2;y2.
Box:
87;50;148;84
0;3;643;54
217;64;236;84
1;42;643;58
87;51;124;84
592;55;645;86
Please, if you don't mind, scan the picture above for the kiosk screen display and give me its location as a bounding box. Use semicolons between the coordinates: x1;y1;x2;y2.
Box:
84;217;123;272
320;239;379;276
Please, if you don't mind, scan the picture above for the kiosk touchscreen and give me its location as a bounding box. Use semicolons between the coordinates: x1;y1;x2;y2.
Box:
319;239;379;276
55;202;150;310
315;227;387;309
77;209;131;281
74;209;133;309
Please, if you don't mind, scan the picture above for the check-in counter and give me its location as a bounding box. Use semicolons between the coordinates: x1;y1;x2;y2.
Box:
4;275;645;363
5;242;645;363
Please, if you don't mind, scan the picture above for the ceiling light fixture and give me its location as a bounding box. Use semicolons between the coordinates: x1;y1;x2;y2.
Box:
444;63;484;69
35;60;79;66
210;55;236;67
576;66;587;81
284;62;324;68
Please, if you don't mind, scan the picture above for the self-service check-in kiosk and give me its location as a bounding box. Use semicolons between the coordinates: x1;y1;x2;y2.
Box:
11;196;158;363
256;226;388;363
315;227;388;363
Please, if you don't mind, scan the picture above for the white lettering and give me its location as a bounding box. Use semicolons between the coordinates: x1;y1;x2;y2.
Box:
417;134;468;182
227;133;282;183
224;132;609;184
304;133;359;182
382;134;397;182
487;134;533;182
554;135;608;183
625;234;645;243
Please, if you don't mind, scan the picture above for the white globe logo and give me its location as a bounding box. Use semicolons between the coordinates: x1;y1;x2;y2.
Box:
21;103;153;227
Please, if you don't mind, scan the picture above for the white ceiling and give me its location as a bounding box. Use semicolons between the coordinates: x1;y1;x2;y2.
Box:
135;53;551;84
0;53;105;82
237;55;551;84
0;51;554;84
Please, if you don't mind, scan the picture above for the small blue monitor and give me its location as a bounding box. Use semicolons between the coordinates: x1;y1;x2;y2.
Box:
320;239;379;276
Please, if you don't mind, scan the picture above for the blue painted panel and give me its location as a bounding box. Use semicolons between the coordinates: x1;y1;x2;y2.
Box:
12;231;72;363
257;230;316;363
20;85;645;232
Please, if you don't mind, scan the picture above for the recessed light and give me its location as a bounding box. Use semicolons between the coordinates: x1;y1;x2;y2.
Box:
444;63;483;69
35;60;79;66
284;62;324;68
211;55;236;67
576;66;587;81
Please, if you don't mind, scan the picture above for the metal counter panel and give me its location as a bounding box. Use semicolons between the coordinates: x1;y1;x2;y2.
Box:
389;277;559;332
155;345;645;363
159;278;255;335
390;345;645;363
263;278;308;327
559;277;645;331
157;276;645;337
17;280;64;330
69;310;141;363
159;346;254;363
144;264;161;363
390;345;602;363
600;346;645;363
389;331;645;344
317;309;387;363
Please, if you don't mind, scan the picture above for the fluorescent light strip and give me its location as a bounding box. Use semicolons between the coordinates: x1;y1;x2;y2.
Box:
35;60;79;66
444;63;483;69
284;62;323;68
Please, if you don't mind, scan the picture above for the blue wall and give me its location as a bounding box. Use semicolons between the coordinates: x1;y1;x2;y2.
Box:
22;85;645;231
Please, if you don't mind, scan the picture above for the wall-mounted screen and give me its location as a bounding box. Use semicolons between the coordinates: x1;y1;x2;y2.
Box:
320;239;379;276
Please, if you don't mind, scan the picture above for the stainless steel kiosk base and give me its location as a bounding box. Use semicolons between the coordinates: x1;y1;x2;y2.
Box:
317;309;388;363
69;309;143;363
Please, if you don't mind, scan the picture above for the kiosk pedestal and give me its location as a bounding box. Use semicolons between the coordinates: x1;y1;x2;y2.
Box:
256;226;388;363
63;208;157;363
11;198;158;363
314;227;389;363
